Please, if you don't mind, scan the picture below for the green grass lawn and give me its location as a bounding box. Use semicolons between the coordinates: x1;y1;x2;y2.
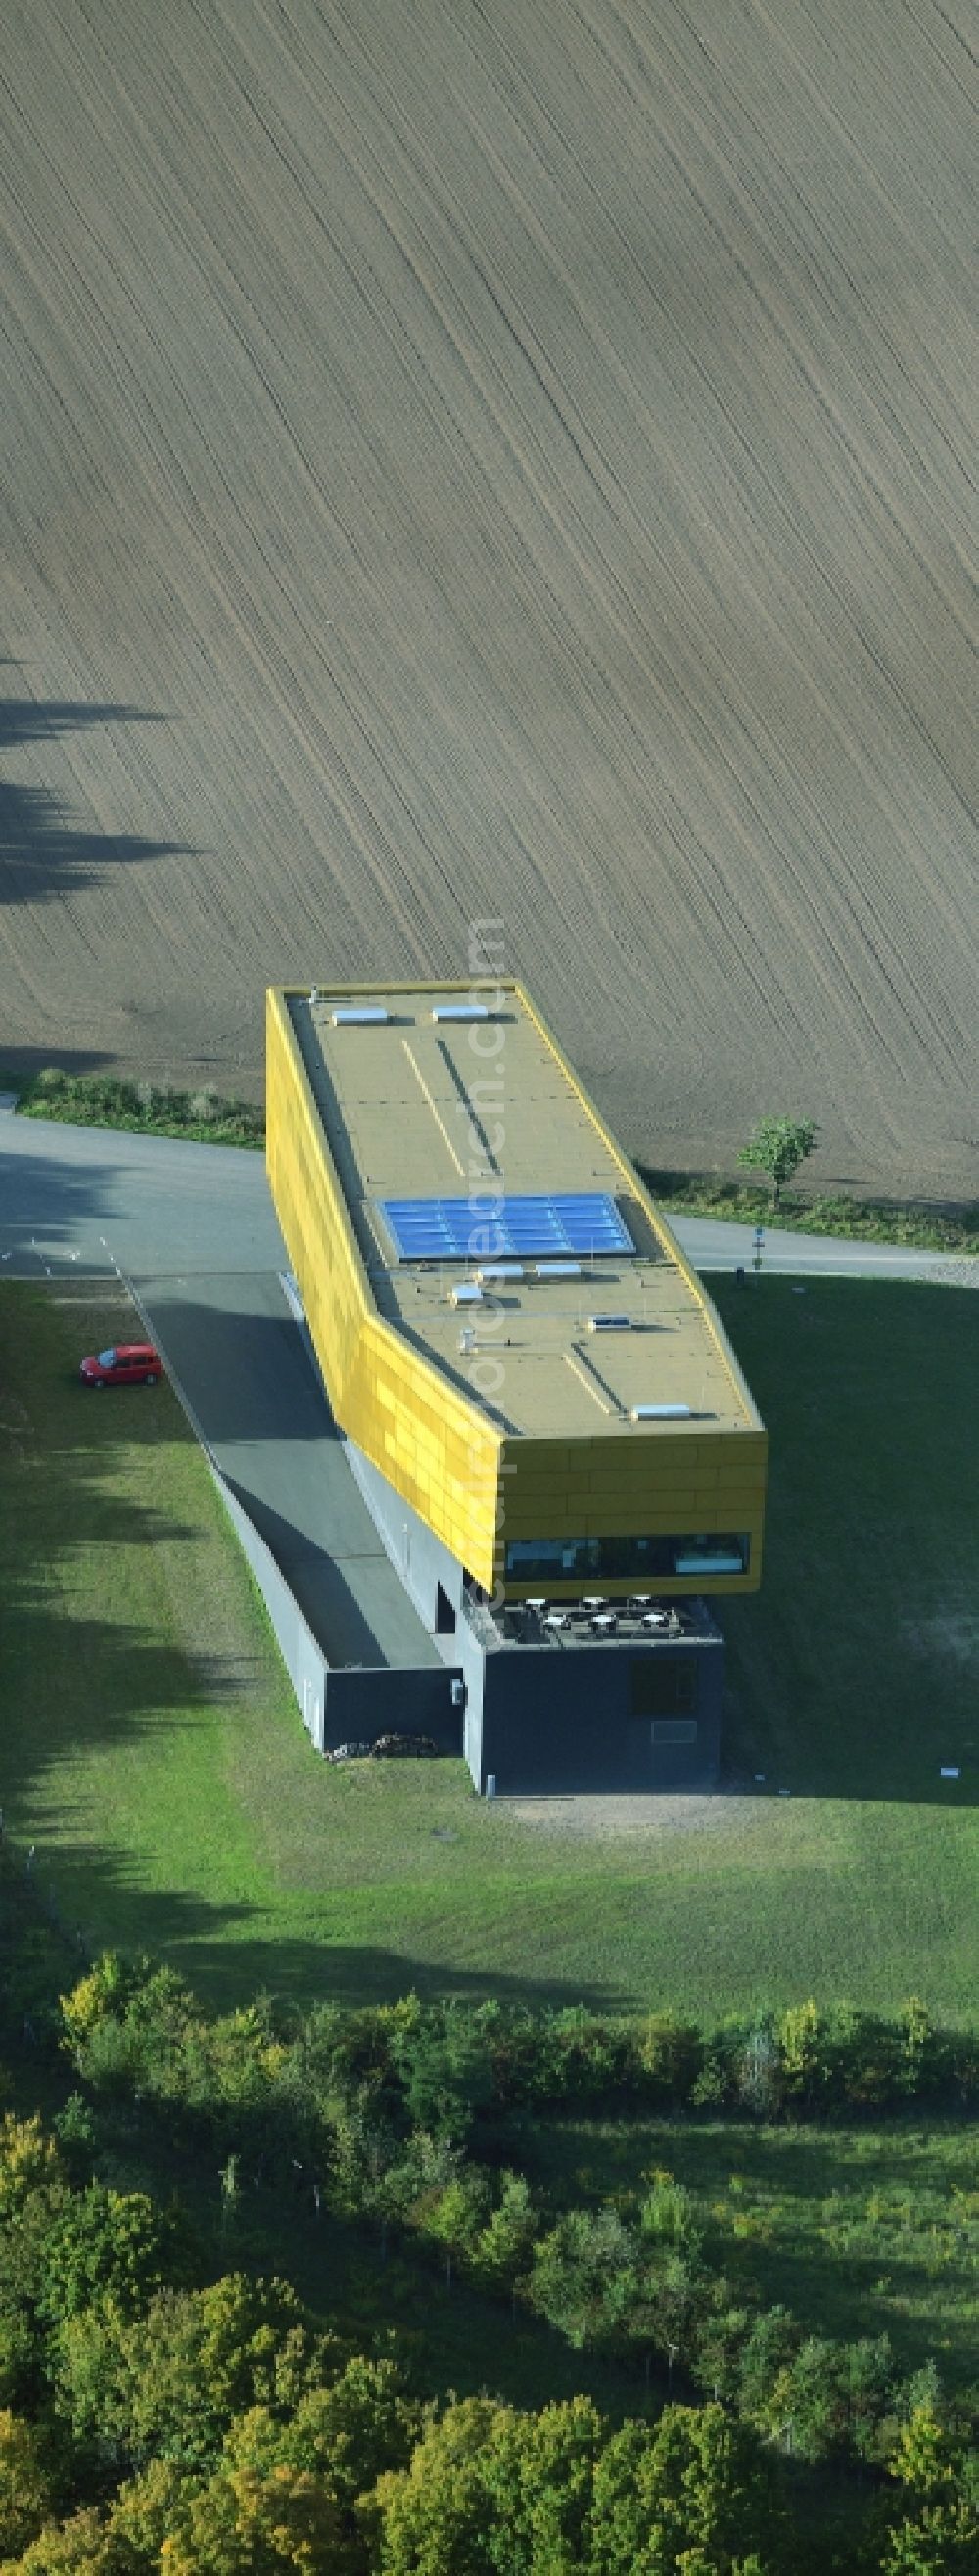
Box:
518;2111;979;2404
0;1276;976;2020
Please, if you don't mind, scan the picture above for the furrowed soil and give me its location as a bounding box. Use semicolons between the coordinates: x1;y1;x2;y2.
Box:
0;1;975;1201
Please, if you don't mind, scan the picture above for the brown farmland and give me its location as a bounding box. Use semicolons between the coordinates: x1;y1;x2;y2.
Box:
0;0;975;1200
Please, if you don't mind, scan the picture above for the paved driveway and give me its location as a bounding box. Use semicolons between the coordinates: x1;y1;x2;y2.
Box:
134;1267;440;1670
669;1211;977;1284
0;1115;284;1277
0;1115;436;1670
2;1113;972;1662
1;1113;973;1284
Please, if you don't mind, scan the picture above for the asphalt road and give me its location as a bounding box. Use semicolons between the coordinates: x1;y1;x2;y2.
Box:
0;1112;974;1287
0;1115;438;1670
3;1113;971;1669
133;1267;440;1670
0;1114;285;1278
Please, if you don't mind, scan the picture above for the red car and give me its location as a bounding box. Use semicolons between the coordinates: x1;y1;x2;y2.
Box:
79;1342;162;1388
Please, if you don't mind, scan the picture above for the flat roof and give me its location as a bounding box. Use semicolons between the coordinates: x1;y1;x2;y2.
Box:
286;983;760;1444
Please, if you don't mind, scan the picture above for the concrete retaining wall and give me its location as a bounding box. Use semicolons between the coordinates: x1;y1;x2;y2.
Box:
214;1464;463;1753
210;1466;329;1751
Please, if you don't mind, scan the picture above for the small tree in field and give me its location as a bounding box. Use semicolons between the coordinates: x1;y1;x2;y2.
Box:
737;1116;817;1206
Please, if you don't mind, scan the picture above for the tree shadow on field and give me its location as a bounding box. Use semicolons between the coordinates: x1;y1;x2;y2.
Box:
0;1140;123;1267
0;684;189;907
4;1834;624;2020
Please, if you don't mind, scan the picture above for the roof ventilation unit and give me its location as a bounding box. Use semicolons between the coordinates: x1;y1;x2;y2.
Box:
330;1004;389;1026
630;1403;692;1420
477;1263;524;1283
586;1313;631;1333
449;1282;483;1307
432;1002;490;1022
535;1260;582;1279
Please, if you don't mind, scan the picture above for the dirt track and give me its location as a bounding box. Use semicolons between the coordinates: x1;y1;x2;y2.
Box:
1;1;975;1199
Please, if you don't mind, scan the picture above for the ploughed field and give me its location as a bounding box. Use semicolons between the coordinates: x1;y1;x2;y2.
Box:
0;0;975;1201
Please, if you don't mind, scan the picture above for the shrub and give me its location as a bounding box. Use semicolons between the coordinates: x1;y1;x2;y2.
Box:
634;2013;704;2105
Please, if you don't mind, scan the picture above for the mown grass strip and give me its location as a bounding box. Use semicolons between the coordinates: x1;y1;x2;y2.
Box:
639;1166;979;1255
0;1065;264;1148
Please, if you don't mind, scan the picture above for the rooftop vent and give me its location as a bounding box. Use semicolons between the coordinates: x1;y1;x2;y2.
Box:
535;1260;583;1279
449;1282;483;1307
330;1004;389;1026
477;1263;524;1282
586;1313;631;1333
432;1003;490;1022
631;1402;692;1420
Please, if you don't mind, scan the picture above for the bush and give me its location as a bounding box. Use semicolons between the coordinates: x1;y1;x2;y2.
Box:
15;1069;265;1148
634;2013;704;2105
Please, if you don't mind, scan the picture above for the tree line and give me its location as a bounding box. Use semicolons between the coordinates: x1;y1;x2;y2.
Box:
31;1966;973;2491
0;2103;975;2575
60;1962;979;2139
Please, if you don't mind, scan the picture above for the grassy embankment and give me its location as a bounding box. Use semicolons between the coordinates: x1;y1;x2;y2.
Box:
638;1166;979;1257
0;1273;974;2025
4;1844;977;2416
1;1273;977;2408
0;1064;263;1148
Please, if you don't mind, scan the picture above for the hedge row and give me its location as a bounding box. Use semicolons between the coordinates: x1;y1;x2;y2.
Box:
56;1961;979;2161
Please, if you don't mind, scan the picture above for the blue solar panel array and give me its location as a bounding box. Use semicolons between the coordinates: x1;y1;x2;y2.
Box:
379;1192;634;1263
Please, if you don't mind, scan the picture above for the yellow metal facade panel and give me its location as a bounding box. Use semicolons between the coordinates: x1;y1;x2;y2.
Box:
266;991;502;1589
265;985;767;1600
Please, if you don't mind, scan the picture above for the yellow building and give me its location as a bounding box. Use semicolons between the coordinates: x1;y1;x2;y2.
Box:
265;980;766;1618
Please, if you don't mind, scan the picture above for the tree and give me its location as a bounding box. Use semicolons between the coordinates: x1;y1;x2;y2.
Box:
776;2001;825;2111
0;2508;107;2574
223;2357;421;2511
588;2402;782;2576
370;2393;608;2576
0;2411;55;2559
845;2336;899;2467
473;2172;538;2306
737;1118;817;1206
736;2309;801;2440
0;2120;76;2410
366;2397;503;2576
0;2118;63;2221
37;2186;197;2332
481;2394;607;2576
52;2274;324;2481
416;2173;490;2288
526;2209;640;2352
690;2297;752;2410
634;2015;704;2107
155;2462;345;2576
774;2337;848;2463
879;2406;979;2573
387;2001;493;2140
639;2172;701;2258
99;2458;193;2571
